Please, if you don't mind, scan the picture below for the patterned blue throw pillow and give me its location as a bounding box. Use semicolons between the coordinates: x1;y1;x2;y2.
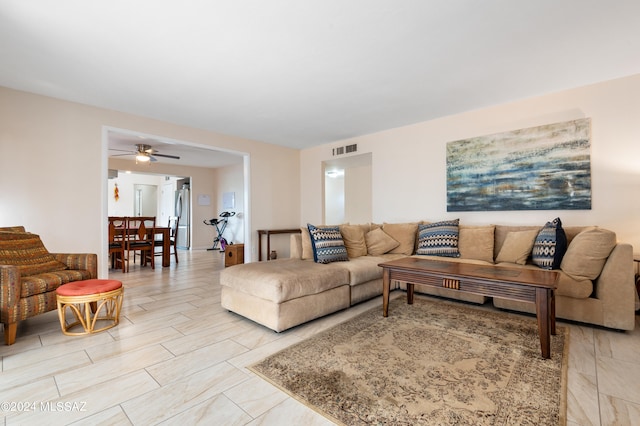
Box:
532;217;567;270
307;224;349;264
416;219;461;257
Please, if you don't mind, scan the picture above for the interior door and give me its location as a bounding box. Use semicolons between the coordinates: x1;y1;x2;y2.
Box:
133;184;158;217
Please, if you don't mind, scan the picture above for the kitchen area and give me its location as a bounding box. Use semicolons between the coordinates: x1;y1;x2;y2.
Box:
107;171;192;250
106;162;245;255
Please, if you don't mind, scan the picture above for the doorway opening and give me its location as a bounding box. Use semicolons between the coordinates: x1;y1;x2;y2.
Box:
108;171;190;249
133;184;158;217
323;153;372;224
102;127;251;277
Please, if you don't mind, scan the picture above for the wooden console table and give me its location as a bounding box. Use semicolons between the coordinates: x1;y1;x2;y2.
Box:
379;257;559;359
257;229;301;261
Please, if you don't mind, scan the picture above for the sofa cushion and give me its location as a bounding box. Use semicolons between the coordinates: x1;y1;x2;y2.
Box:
340;224;369;258
307;224;349;264
381;223;418;255
459;225;495;263
300;227;314;260
495;230;538;265
21;269;94;298
532;217;567;270
365;228;400;255
493;225;540;259
556;272;593;299
336;255;387;285
560;227;617;281
220;259;350;303
416;219;460;258
0;232;68;276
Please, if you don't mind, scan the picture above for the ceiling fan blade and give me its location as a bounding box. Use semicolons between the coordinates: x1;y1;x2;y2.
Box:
109;144;179;162
153;153;181;160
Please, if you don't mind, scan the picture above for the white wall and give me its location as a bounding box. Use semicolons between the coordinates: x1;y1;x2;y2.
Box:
0;86;300;276
301;74;640;252
214;163;245;246
344;164;372;224
107;172;167;217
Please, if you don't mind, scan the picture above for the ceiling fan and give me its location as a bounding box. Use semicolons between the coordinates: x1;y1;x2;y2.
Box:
110;144;181;163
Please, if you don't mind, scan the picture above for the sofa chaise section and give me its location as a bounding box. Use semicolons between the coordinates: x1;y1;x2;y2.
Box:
220;258;351;332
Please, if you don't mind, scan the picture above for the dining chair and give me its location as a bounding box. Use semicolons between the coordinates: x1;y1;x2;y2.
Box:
108;216;127;272
169;216;180;263
125;216;156;270
155;216;180;263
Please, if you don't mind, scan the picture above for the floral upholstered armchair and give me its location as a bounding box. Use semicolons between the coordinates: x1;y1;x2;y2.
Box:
0;226;97;345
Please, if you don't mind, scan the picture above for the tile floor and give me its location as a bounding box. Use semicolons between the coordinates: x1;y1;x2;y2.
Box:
1;250;639;425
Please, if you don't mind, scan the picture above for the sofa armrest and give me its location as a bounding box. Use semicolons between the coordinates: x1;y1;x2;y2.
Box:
290;234;303;259
0;265;21;323
593;243;636;330
52;253;98;279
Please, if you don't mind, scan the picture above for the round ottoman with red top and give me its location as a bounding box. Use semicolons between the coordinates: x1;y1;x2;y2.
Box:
55;279;124;336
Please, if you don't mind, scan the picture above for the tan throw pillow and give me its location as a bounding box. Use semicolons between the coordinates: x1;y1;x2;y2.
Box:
365;228;400;256
560;227;617;281
0;232;67;276
495;230;539;265
340;224;368;258
459;225;495;263
381;223;418;255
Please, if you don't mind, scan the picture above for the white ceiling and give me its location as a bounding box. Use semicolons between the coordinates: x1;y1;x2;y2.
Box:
2;1;640;154
107;130;243;168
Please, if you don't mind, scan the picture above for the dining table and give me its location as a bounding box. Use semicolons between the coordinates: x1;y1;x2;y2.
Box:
154;227;171;267
113;225;171;268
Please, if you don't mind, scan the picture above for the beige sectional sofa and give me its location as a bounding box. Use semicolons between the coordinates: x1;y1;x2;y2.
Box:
220;221;637;333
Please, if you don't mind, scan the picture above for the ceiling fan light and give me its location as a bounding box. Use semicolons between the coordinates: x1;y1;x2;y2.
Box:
136;153;151;162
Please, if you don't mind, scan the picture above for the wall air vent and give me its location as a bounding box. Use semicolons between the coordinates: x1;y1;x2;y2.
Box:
332;144;358;156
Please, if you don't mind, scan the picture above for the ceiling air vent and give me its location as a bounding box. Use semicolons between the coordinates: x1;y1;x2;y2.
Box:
332;146;345;156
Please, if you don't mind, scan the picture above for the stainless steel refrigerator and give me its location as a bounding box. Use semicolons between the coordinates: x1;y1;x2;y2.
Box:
175;186;190;249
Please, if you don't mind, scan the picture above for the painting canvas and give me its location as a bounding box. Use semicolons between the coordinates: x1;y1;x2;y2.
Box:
447;118;591;211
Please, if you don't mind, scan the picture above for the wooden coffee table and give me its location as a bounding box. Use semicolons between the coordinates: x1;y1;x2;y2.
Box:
379;257;559;359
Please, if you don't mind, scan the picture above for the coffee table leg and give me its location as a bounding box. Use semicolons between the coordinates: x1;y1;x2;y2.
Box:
383;268;390;317
407;283;414;305
535;288;552;359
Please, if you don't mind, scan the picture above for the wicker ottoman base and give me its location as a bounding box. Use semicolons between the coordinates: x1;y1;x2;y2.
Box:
56;279;124;336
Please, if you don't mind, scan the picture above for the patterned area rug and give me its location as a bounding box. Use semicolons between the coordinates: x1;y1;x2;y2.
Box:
250;296;568;425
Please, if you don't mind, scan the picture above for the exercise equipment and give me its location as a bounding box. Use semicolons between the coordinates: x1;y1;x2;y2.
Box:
203;212;235;251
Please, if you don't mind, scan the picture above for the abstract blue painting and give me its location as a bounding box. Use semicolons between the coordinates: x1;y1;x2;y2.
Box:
447;118;591;211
